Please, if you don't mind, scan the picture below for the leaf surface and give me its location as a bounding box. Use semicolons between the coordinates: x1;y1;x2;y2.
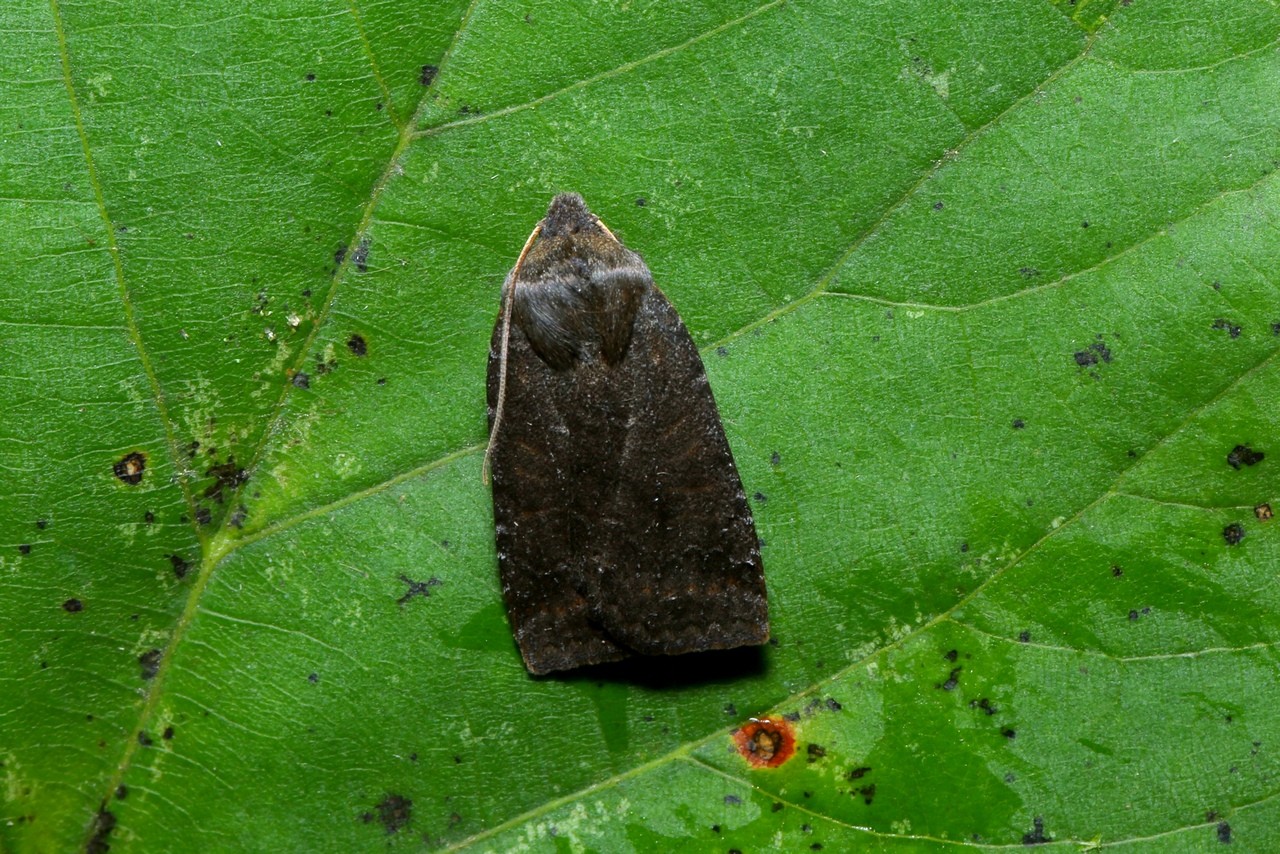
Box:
2;1;1279;850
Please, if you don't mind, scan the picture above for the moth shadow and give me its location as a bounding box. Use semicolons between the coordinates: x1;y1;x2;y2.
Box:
551;645;767;689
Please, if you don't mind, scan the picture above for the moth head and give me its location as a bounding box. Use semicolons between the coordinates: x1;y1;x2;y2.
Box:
540;193;607;240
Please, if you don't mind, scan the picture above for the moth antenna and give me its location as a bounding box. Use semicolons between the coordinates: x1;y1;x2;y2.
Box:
483;220;542;484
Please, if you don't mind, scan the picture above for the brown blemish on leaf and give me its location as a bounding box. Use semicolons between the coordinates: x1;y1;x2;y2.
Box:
732;718;796;768
1256;503;1273;521
362;793;412;835
113;452;147;485
204;458;248;503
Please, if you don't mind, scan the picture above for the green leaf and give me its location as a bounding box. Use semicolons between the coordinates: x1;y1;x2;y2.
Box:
3;0;1279;851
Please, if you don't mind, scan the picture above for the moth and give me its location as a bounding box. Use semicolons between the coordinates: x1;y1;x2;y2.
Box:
486;193;768;675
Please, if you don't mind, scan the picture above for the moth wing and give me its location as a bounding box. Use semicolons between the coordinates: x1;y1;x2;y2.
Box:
591;284;768;656
488;278;631;674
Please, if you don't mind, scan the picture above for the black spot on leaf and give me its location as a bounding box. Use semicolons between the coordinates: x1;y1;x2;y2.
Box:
1022;816;1049;844
168;554;192;579
347;334;368;356
86;808;116;854
62;598;83;613
1227;445;1264;469
396;575;442;606
419;64;438;86
1211;318;1242;339
971;697;997;715
138;649;162;680
351;238;370;273
1223;523;1246;545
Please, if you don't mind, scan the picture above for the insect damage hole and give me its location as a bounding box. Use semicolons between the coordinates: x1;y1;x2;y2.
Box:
113;452;147;485
732;718;796;768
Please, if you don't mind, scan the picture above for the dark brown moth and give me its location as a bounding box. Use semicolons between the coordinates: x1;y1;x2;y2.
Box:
486;193;768;675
